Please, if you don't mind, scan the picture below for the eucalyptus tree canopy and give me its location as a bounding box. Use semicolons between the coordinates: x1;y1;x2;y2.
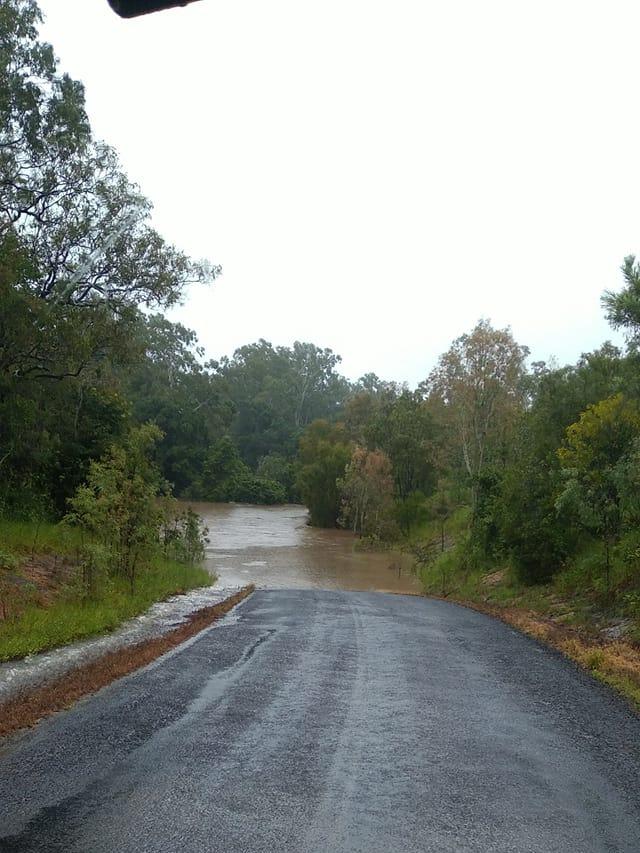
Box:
422;320;529;494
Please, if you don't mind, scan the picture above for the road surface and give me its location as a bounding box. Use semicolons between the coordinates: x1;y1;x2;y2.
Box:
1;590;640;852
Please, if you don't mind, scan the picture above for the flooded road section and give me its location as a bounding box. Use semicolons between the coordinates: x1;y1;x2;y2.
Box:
189;503;420;593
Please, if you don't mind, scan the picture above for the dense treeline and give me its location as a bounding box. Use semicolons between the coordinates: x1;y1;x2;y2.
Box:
1;0;214;521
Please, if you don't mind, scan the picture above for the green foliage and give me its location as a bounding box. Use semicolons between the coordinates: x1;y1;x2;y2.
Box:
297;420;351;527
556;394;640;590
66;424;164;592
469;468;503;563
602;255;640;344
123;314;233;496
421;541;466;597
394;491;429;536
364;391;436;500
159;498;209;566
197;436;286;504
256;453;297;501
213;339;350;469
498;441;566;584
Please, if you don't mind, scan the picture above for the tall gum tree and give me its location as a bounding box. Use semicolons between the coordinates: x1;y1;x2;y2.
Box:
422;319;529;510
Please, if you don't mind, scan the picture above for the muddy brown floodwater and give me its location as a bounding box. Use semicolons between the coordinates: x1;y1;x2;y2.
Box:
186;503;420;594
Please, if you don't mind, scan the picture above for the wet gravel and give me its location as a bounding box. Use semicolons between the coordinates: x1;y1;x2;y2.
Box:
0;585;241;704
1;589;640;852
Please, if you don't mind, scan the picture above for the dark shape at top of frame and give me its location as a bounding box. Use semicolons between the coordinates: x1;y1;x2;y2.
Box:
108;0;201;18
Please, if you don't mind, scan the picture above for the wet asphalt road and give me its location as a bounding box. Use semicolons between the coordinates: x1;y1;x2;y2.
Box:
1;590;640;852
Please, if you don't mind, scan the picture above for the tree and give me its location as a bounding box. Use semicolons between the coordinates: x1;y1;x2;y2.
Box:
602;255;640;346
213;339;349;467
498;420;567;584
288;341;350;428
158;496;208;566
67;424;164;593
364;391;436;500
124;315;233;495
339;447;395;539
423;319;529;511
1;0;90;237
556;394;640;592
296;421;351;527
1;3;220;383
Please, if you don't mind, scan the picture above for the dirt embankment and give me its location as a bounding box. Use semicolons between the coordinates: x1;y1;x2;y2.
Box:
0;554;75;620
0;584;255;739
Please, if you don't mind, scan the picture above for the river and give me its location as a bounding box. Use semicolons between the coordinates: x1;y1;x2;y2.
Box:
188;502;420;593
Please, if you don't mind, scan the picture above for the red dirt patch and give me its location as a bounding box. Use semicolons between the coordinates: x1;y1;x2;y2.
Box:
0;554;76;621
19;555;75;604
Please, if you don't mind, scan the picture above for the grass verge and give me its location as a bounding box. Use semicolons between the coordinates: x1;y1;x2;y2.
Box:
0;584;255;739
0;519;213;661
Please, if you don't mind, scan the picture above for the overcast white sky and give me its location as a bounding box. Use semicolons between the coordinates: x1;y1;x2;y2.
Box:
38;0;634;386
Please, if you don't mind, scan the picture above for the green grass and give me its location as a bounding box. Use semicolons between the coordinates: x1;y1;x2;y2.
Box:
418;544;587;617
414;512;607;621
594;671;640;709
406;506;471;547
0;519;213;662
0;518;85;559
0;558;212;662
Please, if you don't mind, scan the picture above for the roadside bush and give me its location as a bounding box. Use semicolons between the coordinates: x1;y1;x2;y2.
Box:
73;541;111;599
419;540;469;597
66;424;164;593
160;502;209;565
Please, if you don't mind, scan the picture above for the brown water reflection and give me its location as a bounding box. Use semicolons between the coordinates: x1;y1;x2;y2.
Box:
186;503;420;593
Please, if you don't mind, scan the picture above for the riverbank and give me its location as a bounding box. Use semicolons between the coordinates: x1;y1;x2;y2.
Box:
0;519;212;662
